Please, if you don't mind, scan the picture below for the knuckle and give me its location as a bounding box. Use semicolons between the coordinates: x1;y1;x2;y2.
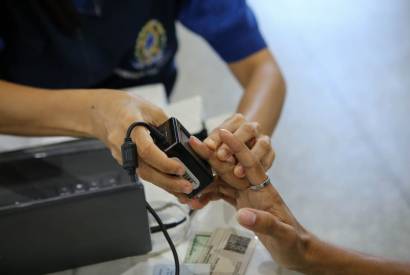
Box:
266;216;277;231
217;166;232;177
232;113;245;123
123;113;138;124
259;136;271;150
210;133;220;142
207;131;219;141
262;151;275;170
138;169;148;180
161;182;175;192
220;143;230;152
210;158;233;175
174;182;187;192
243;123;257;136
252;122;261;133
107;131;120;146
218;166;235;180
208;129;217;136
151;105;162;114
265;154;275;166
153;106;167;119
262;158;273;170
241;123;252;134
137;142;155;159
165;185;178;193
138;164;150;180
243;157;257;169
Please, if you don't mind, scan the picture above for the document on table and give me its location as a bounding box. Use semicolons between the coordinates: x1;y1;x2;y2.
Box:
184;228;257;275
152;263;210;275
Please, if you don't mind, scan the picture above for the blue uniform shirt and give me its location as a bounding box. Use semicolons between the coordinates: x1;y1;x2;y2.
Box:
0;0;266;94
179;0;266;63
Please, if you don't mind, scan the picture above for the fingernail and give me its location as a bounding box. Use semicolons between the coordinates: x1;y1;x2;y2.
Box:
217;148;229;160
237;209;256;226
178;197;188;204
177;167;185;176
190;136;200;143
183;184;193;194
219;128;230;135
204;138;216;149
237;165;245;177
227;156;236;164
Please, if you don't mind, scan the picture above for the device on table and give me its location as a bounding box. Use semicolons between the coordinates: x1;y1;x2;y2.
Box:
0;117;213;275
0;139;152;275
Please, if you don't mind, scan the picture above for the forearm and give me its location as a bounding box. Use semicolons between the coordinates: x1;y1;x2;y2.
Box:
229;49;286;136
0;80;95;137
236;62;285;136
304;236;410;275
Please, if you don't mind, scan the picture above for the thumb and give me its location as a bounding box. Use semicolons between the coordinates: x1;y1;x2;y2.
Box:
236;208;282;236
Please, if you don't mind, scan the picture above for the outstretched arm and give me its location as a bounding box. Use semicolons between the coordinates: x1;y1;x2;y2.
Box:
219;129;410;275
202;49;284;178
238;207;410;275
229;48;285;136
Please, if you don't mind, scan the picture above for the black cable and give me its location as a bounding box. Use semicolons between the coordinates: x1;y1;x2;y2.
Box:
125;121;165;144
150;216;187;233
146;202;180;271
150;203;191;233
122;121;180;275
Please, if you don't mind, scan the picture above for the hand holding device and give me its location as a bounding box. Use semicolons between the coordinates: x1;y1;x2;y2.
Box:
122;118;214;199
88;91;193;197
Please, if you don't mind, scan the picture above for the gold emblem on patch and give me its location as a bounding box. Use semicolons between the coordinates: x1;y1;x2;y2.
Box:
135;19;167;66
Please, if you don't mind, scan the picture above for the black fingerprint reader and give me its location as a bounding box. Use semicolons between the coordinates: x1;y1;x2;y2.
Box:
151;118;214;198
0;139;152;275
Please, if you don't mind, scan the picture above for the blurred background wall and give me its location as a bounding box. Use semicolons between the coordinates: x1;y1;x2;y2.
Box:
173;0;410;262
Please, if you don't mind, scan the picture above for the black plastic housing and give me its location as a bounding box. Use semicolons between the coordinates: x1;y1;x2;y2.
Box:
0;139;152;275
151;118;214;198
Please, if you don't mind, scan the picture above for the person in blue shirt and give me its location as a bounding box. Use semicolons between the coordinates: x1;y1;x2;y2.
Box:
0;0;283;201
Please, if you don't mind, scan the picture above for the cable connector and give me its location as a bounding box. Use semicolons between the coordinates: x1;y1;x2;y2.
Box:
121;137;138;176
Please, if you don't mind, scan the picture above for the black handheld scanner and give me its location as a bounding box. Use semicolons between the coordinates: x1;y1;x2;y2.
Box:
150;118;214;198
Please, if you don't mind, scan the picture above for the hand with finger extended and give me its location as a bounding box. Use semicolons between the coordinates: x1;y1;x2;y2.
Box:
203;114;275;178
189;134;250;191
218;129;310;270
236;207;310;271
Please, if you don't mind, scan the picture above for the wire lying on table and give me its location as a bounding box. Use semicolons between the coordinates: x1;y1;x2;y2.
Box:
121;121;180;275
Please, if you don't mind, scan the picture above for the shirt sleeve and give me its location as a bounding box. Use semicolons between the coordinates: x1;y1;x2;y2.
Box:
178;0;267;63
